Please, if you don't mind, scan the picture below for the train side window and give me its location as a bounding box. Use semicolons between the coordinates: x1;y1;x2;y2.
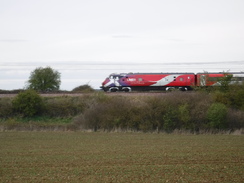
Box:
234;77;244;81
209;77;218;81
138;78;143;81
180;78;183;81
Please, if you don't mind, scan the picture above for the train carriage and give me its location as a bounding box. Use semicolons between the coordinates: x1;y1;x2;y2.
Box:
196;72;244;86
101;72;244;92
101;73;195;92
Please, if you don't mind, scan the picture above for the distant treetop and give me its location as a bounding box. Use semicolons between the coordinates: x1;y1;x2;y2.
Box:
27;66;61;92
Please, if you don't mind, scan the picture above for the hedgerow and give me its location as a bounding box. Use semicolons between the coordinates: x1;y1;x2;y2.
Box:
43;96;86;117
0;91;244;132
73;92;244;132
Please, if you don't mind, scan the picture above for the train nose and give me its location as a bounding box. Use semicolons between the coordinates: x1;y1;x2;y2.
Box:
102;78;111;86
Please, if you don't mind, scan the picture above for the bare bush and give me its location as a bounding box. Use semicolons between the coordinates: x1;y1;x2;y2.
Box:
227;108;244;129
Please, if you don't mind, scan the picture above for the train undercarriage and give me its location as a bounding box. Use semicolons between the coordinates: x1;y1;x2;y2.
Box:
101;86;192;92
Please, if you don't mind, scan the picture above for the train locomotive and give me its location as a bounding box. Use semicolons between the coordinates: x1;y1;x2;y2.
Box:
101;72;244;92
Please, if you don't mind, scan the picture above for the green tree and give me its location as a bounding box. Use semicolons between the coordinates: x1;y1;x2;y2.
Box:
12;90;44;117
27;67;61;92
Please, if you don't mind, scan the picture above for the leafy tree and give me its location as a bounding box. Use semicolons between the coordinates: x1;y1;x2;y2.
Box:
12;90;44;117
27;67;61;92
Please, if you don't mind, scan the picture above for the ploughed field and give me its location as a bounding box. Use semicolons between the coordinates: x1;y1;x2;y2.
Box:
0;132;243;182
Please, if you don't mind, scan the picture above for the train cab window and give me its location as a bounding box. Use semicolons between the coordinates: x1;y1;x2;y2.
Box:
180;78;184;81
138;78;143;81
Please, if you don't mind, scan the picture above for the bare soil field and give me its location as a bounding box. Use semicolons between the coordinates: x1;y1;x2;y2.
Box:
0;132;243;182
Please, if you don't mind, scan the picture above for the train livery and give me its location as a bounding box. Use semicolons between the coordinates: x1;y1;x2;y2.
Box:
101;72;244;92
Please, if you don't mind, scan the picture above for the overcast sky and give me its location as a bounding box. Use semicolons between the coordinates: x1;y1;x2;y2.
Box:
1;0;244;90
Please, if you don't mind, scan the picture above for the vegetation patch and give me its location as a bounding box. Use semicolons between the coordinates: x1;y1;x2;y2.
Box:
0;88;244;133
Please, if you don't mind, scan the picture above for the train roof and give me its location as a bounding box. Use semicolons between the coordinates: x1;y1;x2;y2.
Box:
196;72;244;74
110;72;195;76
130;72;195;75
109;72;244;76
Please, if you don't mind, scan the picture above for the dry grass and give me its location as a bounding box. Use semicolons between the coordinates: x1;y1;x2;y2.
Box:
0;132;243;182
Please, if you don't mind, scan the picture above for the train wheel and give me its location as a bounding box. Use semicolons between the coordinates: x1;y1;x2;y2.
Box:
179;87;187;91
166;87;174;91
109;87;119;92
122;87;131;92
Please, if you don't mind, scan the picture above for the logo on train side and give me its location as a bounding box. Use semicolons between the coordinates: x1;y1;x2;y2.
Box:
127;78;136;81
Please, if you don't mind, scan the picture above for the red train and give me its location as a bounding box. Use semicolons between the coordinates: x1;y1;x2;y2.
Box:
101;72;244;92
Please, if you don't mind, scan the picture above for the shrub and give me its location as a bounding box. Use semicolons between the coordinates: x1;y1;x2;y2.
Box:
44;97;85;117
228;88;244;110
178;103;191;129
73;102;105;131
226;109;244;129
213;83;244;110
141;96;167;131
0;98;13;118
189;93;212;130
213;91;230;106
207;103;227;129
73;96;147;131
72;84;94;93
163;107;178;132
12;90;44;117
